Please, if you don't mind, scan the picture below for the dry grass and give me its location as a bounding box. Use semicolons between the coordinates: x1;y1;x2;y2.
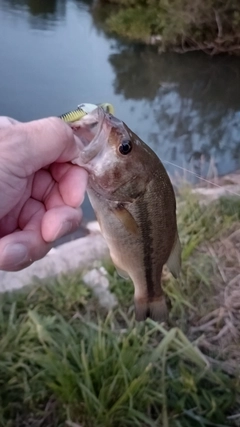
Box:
190;225;240;374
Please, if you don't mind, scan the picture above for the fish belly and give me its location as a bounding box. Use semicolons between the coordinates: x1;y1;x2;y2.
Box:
87;185;177;322
87;189;144;281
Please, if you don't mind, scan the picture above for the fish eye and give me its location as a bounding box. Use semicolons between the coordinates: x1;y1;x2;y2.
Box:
119;139;132;155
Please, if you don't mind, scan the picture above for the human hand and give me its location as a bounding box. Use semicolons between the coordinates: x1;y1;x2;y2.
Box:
0;116;88;271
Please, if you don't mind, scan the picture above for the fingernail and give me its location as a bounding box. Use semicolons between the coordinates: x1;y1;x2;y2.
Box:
2;243;28;269
54;221;73;240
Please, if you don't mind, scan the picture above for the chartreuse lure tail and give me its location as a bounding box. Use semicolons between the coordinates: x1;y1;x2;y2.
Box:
59;103;114;124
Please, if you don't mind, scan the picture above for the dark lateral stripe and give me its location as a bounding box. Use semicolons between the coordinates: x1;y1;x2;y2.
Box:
137;199;155;299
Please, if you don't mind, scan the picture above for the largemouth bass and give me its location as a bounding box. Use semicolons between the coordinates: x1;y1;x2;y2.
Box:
68;106;181;321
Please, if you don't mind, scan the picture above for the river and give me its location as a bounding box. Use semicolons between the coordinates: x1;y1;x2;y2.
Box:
1;0;240;242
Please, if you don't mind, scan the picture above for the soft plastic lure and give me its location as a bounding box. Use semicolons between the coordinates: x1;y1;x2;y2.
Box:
59;102;114;123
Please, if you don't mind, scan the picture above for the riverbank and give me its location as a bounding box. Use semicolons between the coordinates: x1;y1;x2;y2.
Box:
0;182;240;426
95;0;240;55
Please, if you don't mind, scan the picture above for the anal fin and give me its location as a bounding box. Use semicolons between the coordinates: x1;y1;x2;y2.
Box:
110;253;130;280
166;233;181;278
115;265;130;280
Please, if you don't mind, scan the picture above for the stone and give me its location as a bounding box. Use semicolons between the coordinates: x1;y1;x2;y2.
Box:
0;231;110;294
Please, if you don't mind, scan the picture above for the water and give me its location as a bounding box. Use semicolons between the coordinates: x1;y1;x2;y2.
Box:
1;0;240;231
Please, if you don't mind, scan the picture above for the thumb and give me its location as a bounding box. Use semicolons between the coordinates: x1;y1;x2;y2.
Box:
0;116;19;128
1;117;81;176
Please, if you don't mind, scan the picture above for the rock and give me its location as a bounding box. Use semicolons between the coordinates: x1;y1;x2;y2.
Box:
0;232;110;293
190;170;240;203
192;184;240;197
85;220;101;234
192;184;240;203
82;267;117;309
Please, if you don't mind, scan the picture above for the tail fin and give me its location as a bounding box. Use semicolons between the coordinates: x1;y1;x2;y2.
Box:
134;296;168;322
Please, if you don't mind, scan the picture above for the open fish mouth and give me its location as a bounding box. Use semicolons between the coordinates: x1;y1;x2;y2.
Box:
76;103;115;146
75;106;106;148
60;103;114;155
60;102;114;147
60;103;115;165
60;102;128;167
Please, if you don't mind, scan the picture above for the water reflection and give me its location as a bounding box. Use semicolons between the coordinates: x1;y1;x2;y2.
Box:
1;0;240;183
3;0;92;18
107;45;240;179
5;0;59;15
2;0;67;28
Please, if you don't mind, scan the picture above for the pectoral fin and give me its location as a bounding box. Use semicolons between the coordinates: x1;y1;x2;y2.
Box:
166;233;181;278
113;204;139;234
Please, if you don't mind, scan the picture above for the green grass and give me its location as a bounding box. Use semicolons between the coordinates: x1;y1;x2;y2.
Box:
95;0;240;54
0;194;240;426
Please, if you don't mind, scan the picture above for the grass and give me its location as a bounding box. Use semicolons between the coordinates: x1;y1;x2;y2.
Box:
0;193;240;426
94;0;240;55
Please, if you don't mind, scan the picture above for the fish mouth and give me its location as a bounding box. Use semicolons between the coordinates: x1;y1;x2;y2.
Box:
71;106;111;166
72;107;105;147
71;107;124;166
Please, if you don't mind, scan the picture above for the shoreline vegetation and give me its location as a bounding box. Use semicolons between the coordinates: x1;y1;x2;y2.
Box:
1;180;240;426
95;0;240;55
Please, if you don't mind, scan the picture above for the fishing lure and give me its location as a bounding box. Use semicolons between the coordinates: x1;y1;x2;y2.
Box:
59;102;114;123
